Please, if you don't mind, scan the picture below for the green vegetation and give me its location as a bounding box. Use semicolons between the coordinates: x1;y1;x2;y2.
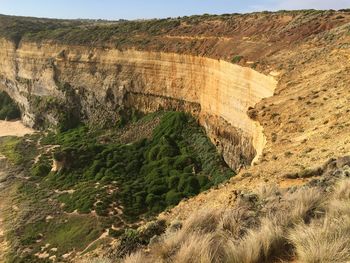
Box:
125;169;350;263
231;55;243;64
20;215;100;254
0;14;84;46
0;135;37;165
0;14;183;47
38;111;233;220
27;93;80;131
116;220;166;257
3;174;105;263
0;91;21;120
1;111;234;261
0;137;22;163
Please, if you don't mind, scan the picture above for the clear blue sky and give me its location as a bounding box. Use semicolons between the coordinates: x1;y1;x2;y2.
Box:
0;0;349;20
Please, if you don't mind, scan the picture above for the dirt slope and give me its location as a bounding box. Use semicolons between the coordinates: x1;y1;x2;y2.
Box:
159;11;350;220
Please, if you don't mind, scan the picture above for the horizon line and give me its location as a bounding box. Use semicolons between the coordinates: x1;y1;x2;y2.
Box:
0;8;348;22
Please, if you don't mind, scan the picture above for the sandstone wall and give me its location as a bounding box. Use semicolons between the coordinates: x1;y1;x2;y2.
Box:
0;39;276;170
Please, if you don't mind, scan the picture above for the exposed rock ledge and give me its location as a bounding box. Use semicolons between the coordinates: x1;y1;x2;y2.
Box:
0;39;277;170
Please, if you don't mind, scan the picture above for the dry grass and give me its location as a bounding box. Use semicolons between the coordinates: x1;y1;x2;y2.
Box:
332;178;350;200
289;215;350;263
218;205;257;239
226;218;286;263
85;258;113;263
123;177;350;263
152;209;223;260
286;187;325;224
173;232;227;263
123;251;150;263
181;208;223;234
289;179;350;263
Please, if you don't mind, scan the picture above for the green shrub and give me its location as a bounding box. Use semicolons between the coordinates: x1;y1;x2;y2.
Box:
167;175;181;189
31;163;51;177
116;229;142;257
148;185;168;195
32;111;234;221
197;175;210;188
231;55;243;64
184;176;200;196
95;201;109;216
166;190;183;206
146;194;162;206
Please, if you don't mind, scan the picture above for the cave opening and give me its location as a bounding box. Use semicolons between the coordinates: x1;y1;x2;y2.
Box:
0;90;21;121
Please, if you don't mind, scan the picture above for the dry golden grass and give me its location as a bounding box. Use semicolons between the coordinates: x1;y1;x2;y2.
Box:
289;179;350;263
289;215;350;263
173;232;226;263
286;187;325;224
181;208;223;234
123;177;350;263
225;218;285;263
217;205;257;239
85;258;112;263
123;251;150;263
332;178;350;201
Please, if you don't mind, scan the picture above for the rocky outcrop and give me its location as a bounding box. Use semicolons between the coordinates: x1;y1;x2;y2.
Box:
0;39;276;171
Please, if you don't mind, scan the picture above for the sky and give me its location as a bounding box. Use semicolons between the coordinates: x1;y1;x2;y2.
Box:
0;0;349;20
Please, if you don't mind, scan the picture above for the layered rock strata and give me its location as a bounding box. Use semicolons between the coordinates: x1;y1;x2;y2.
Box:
0;39;276;170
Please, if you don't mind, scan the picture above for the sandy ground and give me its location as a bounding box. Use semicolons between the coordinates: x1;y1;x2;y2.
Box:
0;120;33;260
0;120;34;138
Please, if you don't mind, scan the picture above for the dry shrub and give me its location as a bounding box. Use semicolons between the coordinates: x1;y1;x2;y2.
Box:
327;179;350;216
227;218;286;263
332;178;350;200
173;232;229;263
156;219;287;263
85;258;112;263
153;228;185;261
256;184;281;200
181;208;222;234
123;251;150;263
218;205;258;239
287;187;325;223
152;208;222;261
327;199;350;217
289;215;350;262
124;176;350;263
289;179;350;262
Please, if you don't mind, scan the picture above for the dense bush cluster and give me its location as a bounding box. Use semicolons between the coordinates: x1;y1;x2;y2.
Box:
38;111;233;221
0;91;21;120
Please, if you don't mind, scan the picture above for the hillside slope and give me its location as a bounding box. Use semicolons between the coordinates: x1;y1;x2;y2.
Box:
0;10;350;262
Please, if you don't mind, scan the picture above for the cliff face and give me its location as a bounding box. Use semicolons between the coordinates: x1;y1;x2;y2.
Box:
1;12;350;261
0;39;276;170
1;10;349;202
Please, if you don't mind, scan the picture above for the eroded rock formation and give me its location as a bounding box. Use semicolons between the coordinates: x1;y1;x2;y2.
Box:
0;39;276;170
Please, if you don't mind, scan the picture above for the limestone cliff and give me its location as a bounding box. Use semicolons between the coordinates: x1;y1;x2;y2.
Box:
1;11;350;262
0;39;276;170
1;10;349;182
